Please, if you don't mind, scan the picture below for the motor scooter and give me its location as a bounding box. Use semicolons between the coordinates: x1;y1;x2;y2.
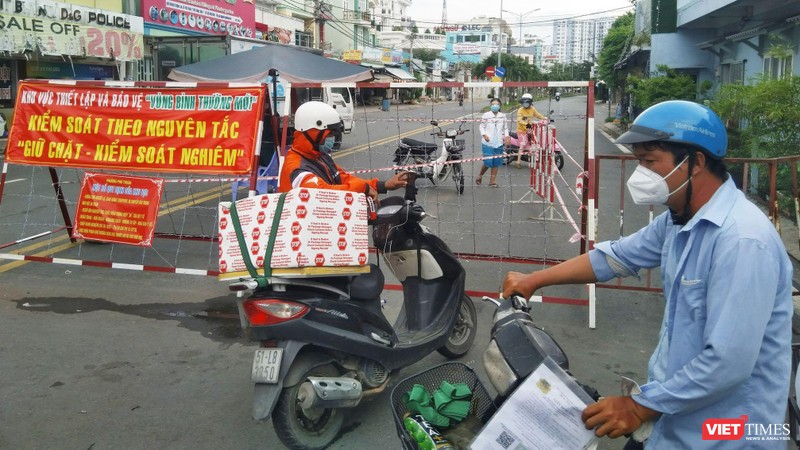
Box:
390;294;600;449
505;113;564;170
229;175;478;449
393;120;469;194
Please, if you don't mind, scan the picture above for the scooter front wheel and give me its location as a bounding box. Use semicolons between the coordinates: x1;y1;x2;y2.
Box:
272;363;345;450
453;163;464;195
437;294;477;358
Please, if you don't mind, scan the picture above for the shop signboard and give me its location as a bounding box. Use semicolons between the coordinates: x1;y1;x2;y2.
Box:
0;0;144;61
141;0;256;38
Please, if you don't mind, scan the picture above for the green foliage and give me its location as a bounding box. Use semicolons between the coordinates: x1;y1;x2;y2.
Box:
547;61;593;81
597;12;634;89
471;53;544;81
627;65;697;109
411;25;419;33
413;48;441;62
711;75;800;158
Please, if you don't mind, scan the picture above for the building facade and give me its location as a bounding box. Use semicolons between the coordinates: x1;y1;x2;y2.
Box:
626;0;800;92
0;0;144;121
551;17;615;64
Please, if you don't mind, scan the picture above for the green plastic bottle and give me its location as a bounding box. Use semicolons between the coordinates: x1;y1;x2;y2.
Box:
403;413;454;450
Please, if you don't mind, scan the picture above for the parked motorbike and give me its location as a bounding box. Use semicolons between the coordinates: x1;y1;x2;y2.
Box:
505;114;564;170
393;120;469;194
555;91;561;102
229;175;477;449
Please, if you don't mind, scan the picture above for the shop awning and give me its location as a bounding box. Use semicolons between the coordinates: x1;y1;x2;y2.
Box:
360;62;385;70
385;67;415;81
168;43;372;84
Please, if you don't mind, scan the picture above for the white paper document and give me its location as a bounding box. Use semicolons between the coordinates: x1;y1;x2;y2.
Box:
470;357;598;450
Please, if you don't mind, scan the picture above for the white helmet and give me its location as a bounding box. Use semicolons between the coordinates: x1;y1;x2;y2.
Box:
294;101;341;133
521;93;533;102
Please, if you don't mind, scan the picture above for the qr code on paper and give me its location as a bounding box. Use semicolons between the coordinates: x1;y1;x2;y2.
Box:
496;430;515;449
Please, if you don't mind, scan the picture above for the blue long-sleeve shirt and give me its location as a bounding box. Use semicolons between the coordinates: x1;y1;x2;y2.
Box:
589;177;793;448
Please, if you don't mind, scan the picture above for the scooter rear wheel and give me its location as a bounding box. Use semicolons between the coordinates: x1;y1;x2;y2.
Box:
272;363;345;450
555;153;564;170
437;294;477;358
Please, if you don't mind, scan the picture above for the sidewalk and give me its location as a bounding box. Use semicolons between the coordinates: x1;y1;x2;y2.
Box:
601;120;800;323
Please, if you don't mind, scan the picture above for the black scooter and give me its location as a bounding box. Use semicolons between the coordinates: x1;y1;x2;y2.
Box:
480;295;598;403
229;175;478;449
390;295;600;449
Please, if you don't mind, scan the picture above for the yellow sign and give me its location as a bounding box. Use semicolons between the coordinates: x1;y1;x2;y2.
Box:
492;76;501;82
342;49;362;62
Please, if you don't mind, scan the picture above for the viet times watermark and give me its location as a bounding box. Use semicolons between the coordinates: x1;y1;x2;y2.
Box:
702;416;791;441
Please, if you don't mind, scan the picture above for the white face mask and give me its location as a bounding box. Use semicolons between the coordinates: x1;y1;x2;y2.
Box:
626;156;690;205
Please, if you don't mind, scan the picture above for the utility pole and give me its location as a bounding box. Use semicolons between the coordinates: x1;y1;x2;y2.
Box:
408;32;415;76
496;1;503;99
498;1;503;71
314;1;330;51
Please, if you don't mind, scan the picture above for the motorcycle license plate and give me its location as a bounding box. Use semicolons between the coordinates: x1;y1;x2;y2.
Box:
251;348;283;383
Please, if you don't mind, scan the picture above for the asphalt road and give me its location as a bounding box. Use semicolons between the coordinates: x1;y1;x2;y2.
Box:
0;96;772;449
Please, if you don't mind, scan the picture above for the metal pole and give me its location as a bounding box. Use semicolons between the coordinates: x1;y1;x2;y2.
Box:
496;0;502;98
498;0;502;70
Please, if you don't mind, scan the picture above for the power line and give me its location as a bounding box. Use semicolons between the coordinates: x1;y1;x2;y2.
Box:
406;5;633;27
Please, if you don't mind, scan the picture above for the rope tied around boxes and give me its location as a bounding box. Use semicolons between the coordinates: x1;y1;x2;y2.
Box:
228;192;287;282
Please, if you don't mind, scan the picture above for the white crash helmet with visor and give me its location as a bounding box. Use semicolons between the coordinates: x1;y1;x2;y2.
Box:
294;101;342;153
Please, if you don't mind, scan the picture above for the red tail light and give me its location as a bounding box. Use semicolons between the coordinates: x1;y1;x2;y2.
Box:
243;299;309;326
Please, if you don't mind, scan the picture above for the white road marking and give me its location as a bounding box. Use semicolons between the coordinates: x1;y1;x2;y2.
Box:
599;129;631;154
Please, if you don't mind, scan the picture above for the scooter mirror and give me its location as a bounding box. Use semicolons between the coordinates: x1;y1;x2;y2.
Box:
430;120;439;127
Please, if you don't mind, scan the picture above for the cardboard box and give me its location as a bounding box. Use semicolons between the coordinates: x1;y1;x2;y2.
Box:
218;188;370;280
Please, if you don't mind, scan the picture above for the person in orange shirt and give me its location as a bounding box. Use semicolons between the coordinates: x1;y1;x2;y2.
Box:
278;101;408;202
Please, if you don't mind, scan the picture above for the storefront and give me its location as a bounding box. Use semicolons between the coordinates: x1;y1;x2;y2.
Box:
0;0;144;124
140;0;257;81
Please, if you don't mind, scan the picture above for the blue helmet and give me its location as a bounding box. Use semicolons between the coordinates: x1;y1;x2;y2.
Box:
616;100;727;158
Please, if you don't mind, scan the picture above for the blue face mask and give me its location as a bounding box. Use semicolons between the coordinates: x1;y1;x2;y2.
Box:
321;136;336;154
490;104;500;113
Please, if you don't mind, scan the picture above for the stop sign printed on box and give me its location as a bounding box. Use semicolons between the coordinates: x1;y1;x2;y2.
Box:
217;189;370;280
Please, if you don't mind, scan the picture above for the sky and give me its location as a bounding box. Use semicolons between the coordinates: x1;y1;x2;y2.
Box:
405;0;634;44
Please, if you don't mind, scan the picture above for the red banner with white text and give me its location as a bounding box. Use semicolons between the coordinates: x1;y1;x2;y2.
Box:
72;173;164;246
6;82;265;174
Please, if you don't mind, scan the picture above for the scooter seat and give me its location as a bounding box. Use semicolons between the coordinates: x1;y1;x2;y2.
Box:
400;138;438;154
350;264;385;301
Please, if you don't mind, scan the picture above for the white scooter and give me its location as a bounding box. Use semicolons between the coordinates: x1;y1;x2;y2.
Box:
393;120;468;195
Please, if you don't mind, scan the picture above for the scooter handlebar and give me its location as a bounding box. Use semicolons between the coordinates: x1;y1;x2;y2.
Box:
481;294;537;312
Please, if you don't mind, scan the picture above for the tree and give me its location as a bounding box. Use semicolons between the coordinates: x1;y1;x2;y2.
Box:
712;75;800;159
596;12;634;91
413;48;441;62
627;65;698;110
471;52;544;81
547;61;593;81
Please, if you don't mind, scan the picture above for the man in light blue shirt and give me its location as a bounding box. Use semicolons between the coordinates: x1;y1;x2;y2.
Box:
503;100;792;448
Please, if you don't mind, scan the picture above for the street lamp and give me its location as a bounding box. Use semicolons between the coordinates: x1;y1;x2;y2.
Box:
501;8;541;48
